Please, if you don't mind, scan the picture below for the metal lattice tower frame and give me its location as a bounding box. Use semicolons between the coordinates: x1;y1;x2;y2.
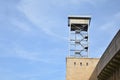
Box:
68;16;91;57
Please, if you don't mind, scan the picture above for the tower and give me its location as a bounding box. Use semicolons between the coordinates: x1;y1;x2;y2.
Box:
66;15;99;80
68;15;91;57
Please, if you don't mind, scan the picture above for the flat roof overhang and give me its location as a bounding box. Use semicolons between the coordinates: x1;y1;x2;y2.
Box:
68;15;91;19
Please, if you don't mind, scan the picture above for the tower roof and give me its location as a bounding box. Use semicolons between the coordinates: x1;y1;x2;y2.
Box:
68;15;91;19
68;15;91;31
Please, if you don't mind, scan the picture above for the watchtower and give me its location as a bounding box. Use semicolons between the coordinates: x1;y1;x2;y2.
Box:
66;15;99;80
68;15;91;57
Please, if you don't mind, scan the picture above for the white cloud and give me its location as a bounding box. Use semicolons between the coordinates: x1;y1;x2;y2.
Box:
99;12;120;35
15;48;39;61
49;0;107;6
100;21;115;31
0;44;64;65
17;0;104;40
114;12;120;20
17;0;68;40
13;47;51;63
11;18;32;32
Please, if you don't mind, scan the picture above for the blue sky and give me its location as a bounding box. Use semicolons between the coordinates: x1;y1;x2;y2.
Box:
0;0;120;80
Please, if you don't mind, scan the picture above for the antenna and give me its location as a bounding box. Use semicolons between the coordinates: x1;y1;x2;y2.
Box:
68;15;91;57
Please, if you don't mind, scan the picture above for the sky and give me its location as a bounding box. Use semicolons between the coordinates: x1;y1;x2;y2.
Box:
0;0;120;80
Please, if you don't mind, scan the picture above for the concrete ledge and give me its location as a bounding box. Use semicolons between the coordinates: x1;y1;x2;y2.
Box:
89;30;120;80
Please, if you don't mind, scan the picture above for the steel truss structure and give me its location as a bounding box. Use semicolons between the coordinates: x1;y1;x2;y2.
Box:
68;16;91;57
